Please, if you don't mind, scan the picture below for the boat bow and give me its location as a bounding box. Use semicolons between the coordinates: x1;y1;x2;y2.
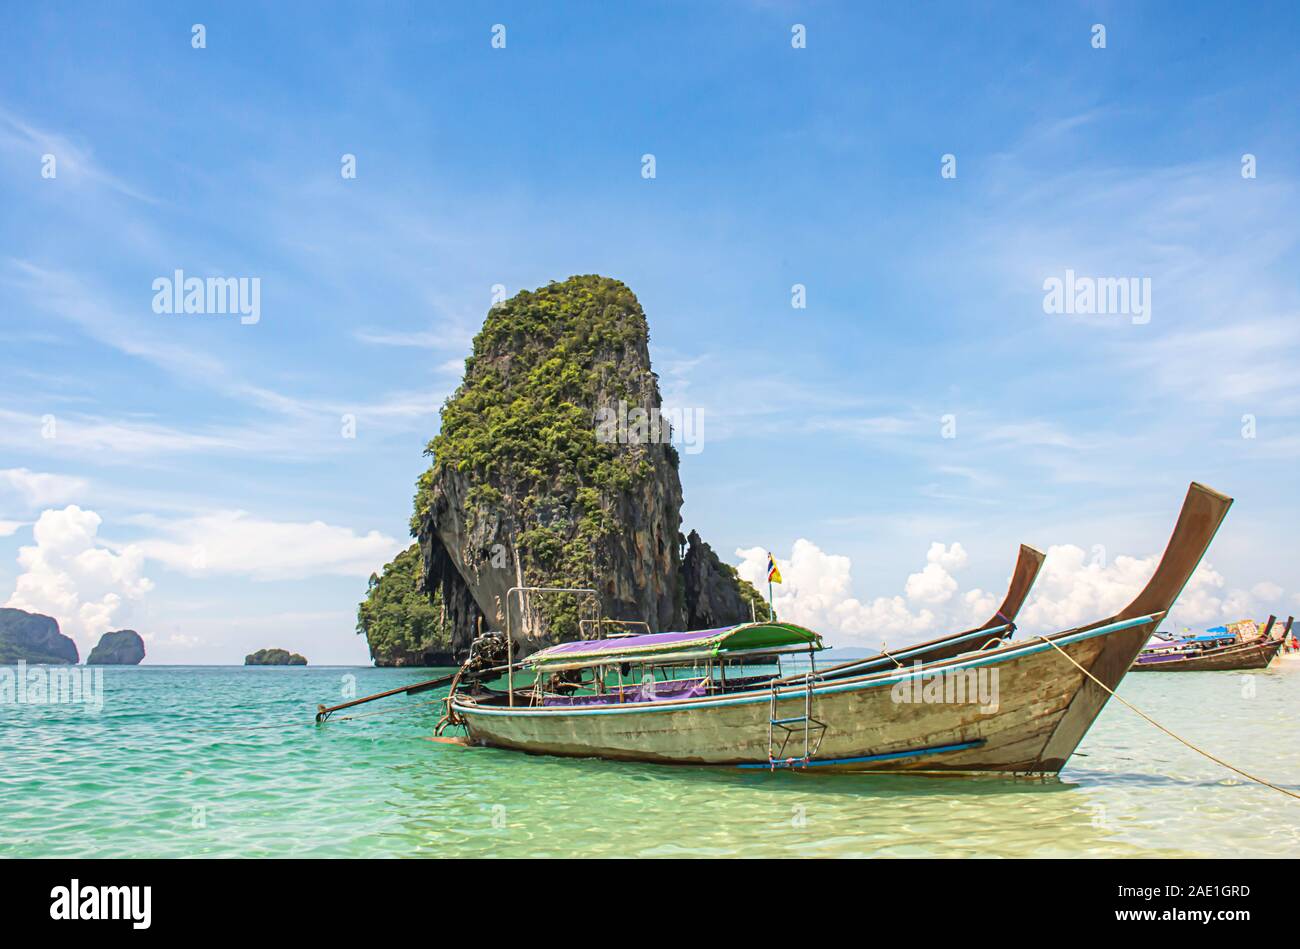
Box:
1032;482;1233;768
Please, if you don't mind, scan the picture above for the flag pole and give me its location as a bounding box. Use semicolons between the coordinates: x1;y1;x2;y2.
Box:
767;577;774;621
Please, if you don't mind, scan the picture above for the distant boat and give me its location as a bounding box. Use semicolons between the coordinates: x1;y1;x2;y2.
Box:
439;483;1231;774
1131;616;1292;672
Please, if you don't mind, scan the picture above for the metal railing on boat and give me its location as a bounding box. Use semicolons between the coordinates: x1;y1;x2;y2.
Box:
505;585;599;708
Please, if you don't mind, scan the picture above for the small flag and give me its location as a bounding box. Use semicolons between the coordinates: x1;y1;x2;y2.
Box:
767;552;783;585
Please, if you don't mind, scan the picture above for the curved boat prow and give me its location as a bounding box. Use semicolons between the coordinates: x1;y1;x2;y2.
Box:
912;542;1046;663
1035;482;1233;769
1111;482;1234;625
982;543;1047;633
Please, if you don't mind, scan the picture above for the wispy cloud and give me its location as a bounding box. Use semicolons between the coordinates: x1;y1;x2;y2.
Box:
0;467;88;507
0;107;159;205
131;510;404;581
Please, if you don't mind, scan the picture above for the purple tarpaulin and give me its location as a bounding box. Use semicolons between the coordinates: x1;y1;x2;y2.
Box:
535;627;731;658
541;677;711;707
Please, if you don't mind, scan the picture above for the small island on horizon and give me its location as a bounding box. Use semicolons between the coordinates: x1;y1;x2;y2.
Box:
244;648;309;666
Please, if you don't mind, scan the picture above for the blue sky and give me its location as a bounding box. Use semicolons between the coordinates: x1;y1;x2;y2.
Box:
1;2;1297;663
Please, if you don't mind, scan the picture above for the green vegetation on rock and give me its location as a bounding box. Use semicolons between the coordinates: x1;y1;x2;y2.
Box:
244;648;308;666
0;608;79;664
413;276;674;639
415;276;654;525
726;564;771;622
87;629;146;665
369;275;777;652
357;543;453;665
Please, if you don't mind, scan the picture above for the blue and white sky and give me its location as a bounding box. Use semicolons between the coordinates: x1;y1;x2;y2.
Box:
1;2;1297;663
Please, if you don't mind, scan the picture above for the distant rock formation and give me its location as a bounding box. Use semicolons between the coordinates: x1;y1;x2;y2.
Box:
244;648;308;666
0;608;79;664
87;630;146;665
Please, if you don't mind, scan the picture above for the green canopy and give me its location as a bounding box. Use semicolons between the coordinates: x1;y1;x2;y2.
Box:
525;621;824;670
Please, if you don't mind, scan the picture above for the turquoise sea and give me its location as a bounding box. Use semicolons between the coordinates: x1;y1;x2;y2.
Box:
3;662;1299;858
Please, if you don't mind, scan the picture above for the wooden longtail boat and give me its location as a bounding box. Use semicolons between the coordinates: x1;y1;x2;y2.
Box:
1131;616;1292;672
446;483;1231;773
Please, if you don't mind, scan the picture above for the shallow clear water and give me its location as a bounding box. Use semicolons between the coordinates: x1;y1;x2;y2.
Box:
2;662;1298;858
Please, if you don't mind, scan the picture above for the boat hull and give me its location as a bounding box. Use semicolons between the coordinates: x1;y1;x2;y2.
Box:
1131;637;1284;672
454;618;1154;774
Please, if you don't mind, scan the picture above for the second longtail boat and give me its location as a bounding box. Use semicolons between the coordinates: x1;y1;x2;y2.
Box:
1132;616;1292;672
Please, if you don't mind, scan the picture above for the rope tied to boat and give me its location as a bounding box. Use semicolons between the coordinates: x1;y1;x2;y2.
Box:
1035;634;1300;802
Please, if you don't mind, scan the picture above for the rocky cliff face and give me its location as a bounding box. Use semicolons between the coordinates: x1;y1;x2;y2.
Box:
412;276;686;655
87;629;146;665
0;608;79;664
682;530;769;629
358;543;460;666
365;275;761;663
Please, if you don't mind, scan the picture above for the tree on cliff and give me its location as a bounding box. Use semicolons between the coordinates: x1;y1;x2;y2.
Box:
356;544;453;666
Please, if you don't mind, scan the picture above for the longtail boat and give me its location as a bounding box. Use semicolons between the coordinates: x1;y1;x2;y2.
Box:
440;482;1231;773
1131;615;1291;672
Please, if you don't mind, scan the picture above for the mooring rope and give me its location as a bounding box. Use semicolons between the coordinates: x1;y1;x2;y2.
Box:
879;646;904;669
1036;634;1300;801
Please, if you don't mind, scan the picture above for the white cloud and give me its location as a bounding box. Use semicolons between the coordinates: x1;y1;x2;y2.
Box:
1017;545;1158;632
354;325;472;351
0;521;23;537
4;505;153;647
924;541;969;571
903;542;969;604
736;539;990;646
1016;545;1280;635
0;468;88;507
1251;581;1284;602
135;510;404;581
736;538;1287;648
0;264;447;463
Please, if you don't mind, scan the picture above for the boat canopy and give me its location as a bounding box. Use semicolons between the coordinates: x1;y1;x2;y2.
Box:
524;621;824;671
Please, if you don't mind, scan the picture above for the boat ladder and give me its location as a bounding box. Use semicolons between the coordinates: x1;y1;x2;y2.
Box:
767;675;827;770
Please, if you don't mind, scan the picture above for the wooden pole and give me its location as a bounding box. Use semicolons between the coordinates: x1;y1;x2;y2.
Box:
315;670;456;722
316;660;521;722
